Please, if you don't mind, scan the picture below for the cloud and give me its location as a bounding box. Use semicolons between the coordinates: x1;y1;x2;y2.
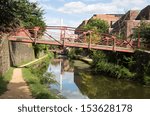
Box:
29;0;50;2
45;17;61;26
44;16;77;26
28;0;149;27
39;3;54;10
58;1;117;14
29;0;149;14
58;1;86;14
57;0;149;14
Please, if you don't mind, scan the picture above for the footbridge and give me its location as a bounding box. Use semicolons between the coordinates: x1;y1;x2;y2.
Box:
8;26;140;53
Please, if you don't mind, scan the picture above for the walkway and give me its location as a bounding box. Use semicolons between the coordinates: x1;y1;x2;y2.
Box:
0;68;32;99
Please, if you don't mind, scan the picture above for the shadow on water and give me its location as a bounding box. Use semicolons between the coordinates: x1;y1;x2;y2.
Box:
48;58;150;99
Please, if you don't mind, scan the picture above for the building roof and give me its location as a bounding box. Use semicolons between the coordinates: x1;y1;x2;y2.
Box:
112;10;140;28
136;5;150;20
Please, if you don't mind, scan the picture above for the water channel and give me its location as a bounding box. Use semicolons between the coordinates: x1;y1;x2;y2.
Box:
47;58;150;99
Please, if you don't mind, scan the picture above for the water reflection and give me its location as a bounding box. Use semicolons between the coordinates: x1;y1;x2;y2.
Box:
48;59;88;99
48;58;150;99
74;73;150;99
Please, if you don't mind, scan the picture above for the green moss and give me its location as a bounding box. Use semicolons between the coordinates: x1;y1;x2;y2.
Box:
0;68;13;95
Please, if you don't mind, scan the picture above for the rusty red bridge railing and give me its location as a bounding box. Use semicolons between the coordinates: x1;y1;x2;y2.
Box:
8;26;139;53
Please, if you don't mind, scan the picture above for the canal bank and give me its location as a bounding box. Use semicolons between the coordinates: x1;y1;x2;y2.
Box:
67;48;150;86
21;54;62;99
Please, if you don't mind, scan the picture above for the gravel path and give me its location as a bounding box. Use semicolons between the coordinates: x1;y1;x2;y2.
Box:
0;68;32;99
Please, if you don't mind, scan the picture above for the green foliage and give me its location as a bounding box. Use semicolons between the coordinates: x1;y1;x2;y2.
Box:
128;50;150;83
22;59;58;99
67;48;76;59
0;0;45;32
0;68;13;95
23;68;57;99
91;50;107;67
33;44;50;58
93;61;134;79
82;19;109;44
91;50;135;80
48;52;54;59
83;19;109;33
67;48;88;60
133;21;150;43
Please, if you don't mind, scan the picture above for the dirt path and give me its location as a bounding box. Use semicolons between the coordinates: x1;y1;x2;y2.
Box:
0;68;32;99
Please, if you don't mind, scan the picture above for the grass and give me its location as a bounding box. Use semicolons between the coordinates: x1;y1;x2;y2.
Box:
22;68;58;99
0;68;13;95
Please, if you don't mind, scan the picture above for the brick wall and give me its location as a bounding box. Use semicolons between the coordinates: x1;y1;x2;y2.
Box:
126;20;150;38
76;14;122;34
92;14;121;27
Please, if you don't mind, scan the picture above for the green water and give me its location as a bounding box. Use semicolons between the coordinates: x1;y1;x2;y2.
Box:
48;59;150;99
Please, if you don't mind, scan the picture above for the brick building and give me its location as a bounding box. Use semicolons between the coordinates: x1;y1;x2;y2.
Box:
111;5;150;39
76;14;122;33
76;5;150;39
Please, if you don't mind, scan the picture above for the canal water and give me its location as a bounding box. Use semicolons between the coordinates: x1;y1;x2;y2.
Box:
47;58;150;99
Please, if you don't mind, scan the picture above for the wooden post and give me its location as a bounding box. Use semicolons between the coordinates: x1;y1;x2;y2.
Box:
84;32;86;43
34;27;40;44
89;31;91;49
113;37;116;51
106;37;109;45
63;29;66;48
60;27;63;41
138;30;140;48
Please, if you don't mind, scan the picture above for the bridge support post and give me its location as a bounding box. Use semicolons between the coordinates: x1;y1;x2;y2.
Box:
63;29;66;48
60;27;63;41
33;27;40;44
84;33;86;43
138;31;140;48
113;37;116;51
89;31;91;50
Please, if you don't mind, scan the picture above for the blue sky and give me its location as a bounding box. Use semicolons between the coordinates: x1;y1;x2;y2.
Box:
29;0;149;27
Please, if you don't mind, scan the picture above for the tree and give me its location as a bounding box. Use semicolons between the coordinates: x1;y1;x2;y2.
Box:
0;0;46;33
133;21;150;43
82;19;109;44
0;0;19;32
83;19;109;34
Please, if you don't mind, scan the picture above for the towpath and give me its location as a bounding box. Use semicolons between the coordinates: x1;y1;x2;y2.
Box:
0;68;32;99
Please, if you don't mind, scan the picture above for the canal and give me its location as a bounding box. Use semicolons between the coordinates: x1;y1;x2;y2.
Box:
47;58;150;99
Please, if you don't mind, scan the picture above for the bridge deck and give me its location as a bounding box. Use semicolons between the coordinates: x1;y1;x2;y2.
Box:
9;36;134;53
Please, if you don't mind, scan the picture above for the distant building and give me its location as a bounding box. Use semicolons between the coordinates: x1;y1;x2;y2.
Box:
76;5;150;39
92;14;122;27
136;5;150;20
76;14;123;33
111;5;150;39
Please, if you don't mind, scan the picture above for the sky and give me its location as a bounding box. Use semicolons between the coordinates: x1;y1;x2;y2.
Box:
29;0;149;27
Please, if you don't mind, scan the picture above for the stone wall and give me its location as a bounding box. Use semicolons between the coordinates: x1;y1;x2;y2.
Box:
0;35;10;76
10;42;35;66
0;35;35;76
